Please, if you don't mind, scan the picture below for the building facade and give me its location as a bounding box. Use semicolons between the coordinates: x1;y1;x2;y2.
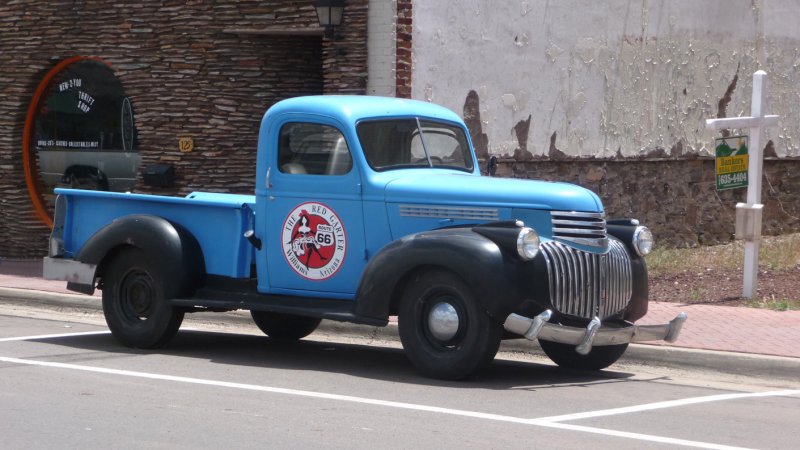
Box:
1;0;377;257
1;0;798;258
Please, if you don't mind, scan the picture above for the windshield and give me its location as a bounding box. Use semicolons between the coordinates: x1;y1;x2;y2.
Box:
357;118;474;172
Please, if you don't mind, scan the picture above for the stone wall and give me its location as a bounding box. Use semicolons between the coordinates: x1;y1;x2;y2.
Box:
497;158;800;247
0;0;368;258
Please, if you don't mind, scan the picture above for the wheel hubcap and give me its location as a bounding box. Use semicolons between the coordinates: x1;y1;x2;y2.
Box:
121;272;155;320
427;301;460;342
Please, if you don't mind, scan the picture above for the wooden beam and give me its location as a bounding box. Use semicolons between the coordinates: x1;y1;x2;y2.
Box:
222;27;325;37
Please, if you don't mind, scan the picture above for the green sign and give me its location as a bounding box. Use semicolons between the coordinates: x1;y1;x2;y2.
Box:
715;135;749;190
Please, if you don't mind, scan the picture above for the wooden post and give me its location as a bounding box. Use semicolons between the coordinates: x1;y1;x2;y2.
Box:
706;70;779;299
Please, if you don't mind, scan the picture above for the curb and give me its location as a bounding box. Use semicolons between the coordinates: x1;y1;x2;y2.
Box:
2;287;799;381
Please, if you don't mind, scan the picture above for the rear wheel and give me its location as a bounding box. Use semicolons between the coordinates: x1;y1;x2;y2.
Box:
398;270;502;380
539;340;628;370
102;247;184;348
250;311;321;340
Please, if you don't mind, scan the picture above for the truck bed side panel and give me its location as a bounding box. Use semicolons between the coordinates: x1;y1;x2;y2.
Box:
58;189;255;278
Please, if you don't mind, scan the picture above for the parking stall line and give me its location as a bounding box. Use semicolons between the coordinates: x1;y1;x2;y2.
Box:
0;355;755;449
536;390;800;423
0;330;111;343
530;421;752;450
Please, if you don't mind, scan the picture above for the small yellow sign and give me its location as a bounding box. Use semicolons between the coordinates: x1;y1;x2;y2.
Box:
716;154;748;174
715;135;748;190
179;137;194;153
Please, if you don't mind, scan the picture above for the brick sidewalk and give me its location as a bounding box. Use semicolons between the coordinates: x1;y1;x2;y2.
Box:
2;258;799;359
640;301;800;358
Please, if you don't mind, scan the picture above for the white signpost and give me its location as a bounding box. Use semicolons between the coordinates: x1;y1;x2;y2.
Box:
706;70;780;299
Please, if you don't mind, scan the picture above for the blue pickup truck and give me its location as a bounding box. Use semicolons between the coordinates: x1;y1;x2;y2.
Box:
44;95;685;380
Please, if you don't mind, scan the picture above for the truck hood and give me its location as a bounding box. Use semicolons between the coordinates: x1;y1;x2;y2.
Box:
383;173;603;212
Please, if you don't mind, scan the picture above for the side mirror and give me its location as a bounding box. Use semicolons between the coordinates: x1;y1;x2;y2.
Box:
487;155;498;177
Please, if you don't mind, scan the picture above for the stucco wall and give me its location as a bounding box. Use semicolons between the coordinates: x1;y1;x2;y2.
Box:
367;0;396;96
412;0;800;159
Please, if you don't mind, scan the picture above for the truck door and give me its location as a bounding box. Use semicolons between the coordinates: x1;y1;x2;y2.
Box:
262;120;365;297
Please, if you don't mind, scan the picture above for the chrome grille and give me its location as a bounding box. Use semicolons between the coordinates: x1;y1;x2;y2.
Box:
540;239;633;320
551;210;608;248
399;204;499;221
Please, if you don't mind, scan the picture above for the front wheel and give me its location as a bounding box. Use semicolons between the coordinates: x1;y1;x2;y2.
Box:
251;311;321;340
102;247;184;348
398;270;502;380
539;340;628;371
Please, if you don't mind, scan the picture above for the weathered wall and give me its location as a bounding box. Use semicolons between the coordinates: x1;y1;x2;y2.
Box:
413;0;800;245
0;0;368;258
412;0;799;158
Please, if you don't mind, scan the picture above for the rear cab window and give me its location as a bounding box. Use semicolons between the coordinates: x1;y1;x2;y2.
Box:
278;122;353;176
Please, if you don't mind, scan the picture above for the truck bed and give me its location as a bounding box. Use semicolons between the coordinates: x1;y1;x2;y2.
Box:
55;189;256;278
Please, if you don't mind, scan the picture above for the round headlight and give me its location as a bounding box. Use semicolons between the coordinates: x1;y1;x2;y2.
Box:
633;226;654;256
516;227;540;260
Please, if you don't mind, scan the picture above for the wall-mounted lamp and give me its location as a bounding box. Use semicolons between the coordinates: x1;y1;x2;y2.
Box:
314;0;345;39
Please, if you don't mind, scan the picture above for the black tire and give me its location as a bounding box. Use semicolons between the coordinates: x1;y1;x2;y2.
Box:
102;247;184;348
539;340;628;371
251;311;321;340
398;269;502;380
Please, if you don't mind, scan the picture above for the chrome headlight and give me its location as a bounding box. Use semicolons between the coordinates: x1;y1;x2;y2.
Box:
632;226;654;256
516;227;540;260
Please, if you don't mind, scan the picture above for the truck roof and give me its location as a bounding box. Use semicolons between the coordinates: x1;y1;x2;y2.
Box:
264;95;464;127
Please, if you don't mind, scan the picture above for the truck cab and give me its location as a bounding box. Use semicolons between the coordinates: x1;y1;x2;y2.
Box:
255;97;487;294
44;95;686;380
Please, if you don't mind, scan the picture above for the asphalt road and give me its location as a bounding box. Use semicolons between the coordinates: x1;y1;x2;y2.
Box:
1;308;799;450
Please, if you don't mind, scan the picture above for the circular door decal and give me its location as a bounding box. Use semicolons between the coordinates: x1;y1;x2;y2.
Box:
282;202;347;280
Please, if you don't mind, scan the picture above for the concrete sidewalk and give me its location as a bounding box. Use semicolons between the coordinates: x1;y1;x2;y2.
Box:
2;258;799;379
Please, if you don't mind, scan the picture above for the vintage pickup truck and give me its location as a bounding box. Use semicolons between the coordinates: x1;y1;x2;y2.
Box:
44;95;686;380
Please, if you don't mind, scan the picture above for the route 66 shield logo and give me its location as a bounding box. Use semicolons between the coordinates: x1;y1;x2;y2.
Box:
281;202;347;280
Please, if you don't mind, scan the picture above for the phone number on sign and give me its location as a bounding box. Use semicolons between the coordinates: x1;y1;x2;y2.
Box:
718;172;747;185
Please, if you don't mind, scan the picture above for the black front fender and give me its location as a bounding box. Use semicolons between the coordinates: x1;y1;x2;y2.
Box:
75;214;205;297
354;228;536;323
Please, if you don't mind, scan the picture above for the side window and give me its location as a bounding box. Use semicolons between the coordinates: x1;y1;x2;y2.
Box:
278;123;352;175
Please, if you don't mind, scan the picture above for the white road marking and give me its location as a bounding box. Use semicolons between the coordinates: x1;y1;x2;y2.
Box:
532;422;752;450
0;354;760;449
537;390;800;423
0;329;211;344
0;330;111;342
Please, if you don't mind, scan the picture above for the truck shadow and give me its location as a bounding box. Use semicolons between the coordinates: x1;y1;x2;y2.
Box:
27;328;641;390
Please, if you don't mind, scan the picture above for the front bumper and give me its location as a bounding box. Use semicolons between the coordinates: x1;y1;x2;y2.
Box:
504;310;687;355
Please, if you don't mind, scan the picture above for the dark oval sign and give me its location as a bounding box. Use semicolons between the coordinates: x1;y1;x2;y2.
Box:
23;57;140;227
35;60;135;153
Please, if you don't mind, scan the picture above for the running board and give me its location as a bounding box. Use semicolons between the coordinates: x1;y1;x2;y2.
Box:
170;290;388;327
